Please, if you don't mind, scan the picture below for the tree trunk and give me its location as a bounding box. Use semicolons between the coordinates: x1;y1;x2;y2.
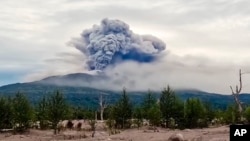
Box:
95;111;97;121
99;93;107;121
230;69;244;122
100;108;104;121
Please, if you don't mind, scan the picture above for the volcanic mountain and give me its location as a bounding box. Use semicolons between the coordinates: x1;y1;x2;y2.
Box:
0;73;250;109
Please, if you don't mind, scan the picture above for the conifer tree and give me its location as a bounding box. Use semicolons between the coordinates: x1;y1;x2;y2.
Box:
47;90;69;134
12;92;33;132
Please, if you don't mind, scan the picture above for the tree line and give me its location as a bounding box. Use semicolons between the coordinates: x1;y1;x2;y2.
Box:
1;86;250;134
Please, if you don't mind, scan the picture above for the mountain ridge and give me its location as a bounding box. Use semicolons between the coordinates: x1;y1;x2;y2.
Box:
0;73;249;109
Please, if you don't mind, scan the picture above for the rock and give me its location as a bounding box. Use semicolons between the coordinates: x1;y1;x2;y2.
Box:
119;137;125;140
191;136;202;141
168;133;184;141
202;131;209;135
184;129;191;132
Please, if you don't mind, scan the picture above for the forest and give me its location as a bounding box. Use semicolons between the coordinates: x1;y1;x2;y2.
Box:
0;86;250;135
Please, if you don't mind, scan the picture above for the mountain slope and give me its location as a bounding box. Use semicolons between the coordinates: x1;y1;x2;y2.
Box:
0;73;249;109
33;72;109;87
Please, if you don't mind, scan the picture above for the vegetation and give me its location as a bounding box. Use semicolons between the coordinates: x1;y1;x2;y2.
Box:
148;103;161;127
47;90;69;134
184;98;206;128
142;90;157;120
12;92;33;132
36;96;49;129
0;86;249;134
244;106;250;123
160;86;184;128
0;97;13;129
132;107;143;129
108;88;133;129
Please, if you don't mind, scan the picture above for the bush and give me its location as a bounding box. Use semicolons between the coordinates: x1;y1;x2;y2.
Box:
244;106;250;123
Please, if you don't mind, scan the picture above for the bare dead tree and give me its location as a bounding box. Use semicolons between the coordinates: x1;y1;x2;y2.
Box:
99;92;108;121
230;69;243;121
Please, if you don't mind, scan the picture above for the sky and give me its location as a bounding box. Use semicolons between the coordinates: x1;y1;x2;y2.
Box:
1;0;250;94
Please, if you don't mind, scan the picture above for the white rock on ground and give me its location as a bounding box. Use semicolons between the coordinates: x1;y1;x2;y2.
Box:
168;133;184;141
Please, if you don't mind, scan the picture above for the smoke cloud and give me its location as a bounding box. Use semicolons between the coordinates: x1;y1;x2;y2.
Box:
71;18;166;70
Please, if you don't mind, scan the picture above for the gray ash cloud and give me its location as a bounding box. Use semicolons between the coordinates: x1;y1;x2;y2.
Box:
71;18;166;70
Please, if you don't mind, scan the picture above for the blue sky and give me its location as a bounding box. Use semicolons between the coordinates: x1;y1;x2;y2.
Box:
1;0;250;93
0;71;26;86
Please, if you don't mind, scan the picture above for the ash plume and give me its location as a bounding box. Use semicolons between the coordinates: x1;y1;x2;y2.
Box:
71;18;166;70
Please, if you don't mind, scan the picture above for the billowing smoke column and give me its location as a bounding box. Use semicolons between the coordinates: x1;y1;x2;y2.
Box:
73;18;166;70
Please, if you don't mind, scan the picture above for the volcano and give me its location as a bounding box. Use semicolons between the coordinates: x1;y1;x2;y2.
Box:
34;72;109;87
1;72;250;110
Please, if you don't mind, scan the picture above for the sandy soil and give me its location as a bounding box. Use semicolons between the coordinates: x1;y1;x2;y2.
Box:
0;125;230;141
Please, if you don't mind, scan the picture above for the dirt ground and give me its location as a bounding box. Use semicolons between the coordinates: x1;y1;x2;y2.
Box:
0;125;229;141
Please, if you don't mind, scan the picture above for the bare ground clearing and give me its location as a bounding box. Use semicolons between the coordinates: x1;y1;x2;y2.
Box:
0;125;230;141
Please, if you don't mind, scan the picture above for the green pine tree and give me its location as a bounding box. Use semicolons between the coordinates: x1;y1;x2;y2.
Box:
47;90;69;134
112;88;132;129
148;103;161;127
36;96;49;130
0;97;13;129
184;98;206;128
160;86;183;128
12;92;33;132
142;90;157;120
133;106;143;129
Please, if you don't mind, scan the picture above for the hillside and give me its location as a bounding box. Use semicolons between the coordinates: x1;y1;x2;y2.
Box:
0;73;249;109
